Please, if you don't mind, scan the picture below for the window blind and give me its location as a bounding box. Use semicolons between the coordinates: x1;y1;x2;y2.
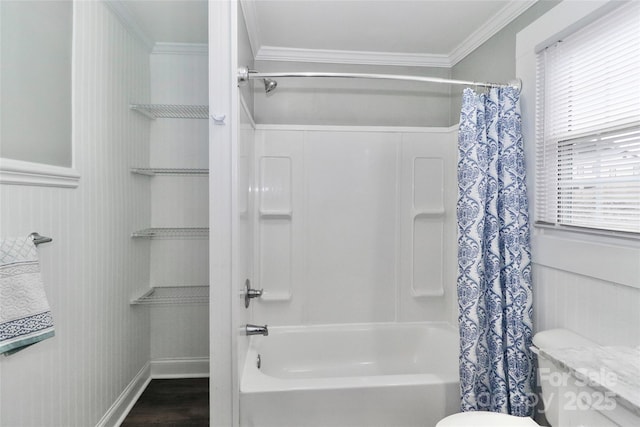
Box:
535;1;640;234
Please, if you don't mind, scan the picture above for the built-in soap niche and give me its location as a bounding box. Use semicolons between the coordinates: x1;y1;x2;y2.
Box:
258;156;293;301
411;157;444;297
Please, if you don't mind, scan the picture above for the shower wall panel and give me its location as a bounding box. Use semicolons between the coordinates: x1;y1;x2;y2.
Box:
253;130;305;325
398;132;458;322
258;154;293;301
237;102;257;378
304;131;398;324
411;157;445;297
252;126;458;326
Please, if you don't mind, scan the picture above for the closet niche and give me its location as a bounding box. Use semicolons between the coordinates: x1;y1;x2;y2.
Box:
130;48;210;367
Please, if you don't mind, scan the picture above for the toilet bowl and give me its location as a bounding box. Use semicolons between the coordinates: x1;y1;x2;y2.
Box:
435;411;540;426
436;329;599;427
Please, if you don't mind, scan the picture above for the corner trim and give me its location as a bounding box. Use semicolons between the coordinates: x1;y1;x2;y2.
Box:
150;357;210;379
96;362;151;427
0;158;80;188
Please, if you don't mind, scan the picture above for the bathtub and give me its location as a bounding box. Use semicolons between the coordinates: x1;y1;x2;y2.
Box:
240;322;460;427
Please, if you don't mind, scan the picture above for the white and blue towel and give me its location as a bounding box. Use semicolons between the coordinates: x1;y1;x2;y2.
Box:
0;237;54;355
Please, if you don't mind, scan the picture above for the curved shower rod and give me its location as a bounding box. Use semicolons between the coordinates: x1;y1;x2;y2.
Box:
237;66;522;92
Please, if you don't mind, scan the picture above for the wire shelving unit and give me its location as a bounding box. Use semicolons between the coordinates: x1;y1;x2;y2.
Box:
130;104;209;120
131;227;209;238
131;285;209;305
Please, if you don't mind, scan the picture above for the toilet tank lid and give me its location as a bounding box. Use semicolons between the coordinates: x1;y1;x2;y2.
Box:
436;412;540;427
532;328;597;349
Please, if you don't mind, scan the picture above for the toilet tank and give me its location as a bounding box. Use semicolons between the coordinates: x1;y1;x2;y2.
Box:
532;329;597;426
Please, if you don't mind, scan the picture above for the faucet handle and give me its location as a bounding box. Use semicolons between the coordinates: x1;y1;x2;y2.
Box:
244;279;263;308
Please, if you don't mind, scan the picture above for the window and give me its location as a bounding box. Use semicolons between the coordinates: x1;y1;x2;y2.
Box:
535;1;640;235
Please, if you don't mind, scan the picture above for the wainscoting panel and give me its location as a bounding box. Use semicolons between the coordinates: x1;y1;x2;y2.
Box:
533;264;640;346
0;2;151;425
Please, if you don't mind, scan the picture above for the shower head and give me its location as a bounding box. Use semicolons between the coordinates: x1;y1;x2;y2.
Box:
263;78;278;94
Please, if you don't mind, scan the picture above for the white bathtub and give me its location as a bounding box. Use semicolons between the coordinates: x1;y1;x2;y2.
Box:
240;322;461;427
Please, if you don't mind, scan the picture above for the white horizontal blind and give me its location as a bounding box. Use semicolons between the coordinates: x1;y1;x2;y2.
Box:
536;1;640;234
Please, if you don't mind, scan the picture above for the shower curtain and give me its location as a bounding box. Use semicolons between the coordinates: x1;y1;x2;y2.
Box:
456;87;534;417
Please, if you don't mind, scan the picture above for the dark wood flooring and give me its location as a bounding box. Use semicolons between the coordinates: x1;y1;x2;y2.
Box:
121;378;209;426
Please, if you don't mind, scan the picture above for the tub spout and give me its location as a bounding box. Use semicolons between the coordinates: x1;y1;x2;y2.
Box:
246;324;269;336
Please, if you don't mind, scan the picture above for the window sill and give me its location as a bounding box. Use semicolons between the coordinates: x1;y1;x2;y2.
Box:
535;223;640;242
0;158;80;188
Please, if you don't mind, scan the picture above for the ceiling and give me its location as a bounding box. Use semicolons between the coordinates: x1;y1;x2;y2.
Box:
120;0;537;66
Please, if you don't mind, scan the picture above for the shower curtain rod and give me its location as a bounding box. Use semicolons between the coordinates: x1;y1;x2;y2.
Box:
237;66;522;91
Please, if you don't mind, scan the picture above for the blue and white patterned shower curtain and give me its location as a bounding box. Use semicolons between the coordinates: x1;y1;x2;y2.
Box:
456;87;534;417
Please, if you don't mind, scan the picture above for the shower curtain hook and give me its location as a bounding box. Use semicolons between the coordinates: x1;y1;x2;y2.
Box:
508;78;523;94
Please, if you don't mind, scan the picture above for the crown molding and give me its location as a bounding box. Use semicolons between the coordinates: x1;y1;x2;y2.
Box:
448;0;538;66
152;42;208;55
255;46;451;68
102;0;154;52
247;0;538;68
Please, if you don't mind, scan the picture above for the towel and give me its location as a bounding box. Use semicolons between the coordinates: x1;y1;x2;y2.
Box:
0;237;54;355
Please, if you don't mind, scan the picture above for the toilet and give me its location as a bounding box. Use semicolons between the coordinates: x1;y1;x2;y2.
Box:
436;329;604;427
436;411;539;426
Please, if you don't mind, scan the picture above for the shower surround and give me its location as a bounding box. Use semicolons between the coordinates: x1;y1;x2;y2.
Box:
250;124;460;327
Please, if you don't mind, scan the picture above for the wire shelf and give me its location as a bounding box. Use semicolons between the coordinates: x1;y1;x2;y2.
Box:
130;104;209;119
131;168;209;176
131;227;209;238
131;286;209;305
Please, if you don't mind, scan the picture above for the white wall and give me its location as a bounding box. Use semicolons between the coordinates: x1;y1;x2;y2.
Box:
253;61;452;127
209;1;241;423
0;2;151;425
516;1;640;347
148;51;210;362
250;2;559;129
251;126;458;326
449;1;560;125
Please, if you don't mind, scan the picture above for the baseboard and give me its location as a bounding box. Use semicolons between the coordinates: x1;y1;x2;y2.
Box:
96;362;151;427
95;357;210;427
150;357;210;379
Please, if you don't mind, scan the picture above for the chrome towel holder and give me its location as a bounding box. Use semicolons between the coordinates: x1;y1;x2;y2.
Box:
29;232;52;246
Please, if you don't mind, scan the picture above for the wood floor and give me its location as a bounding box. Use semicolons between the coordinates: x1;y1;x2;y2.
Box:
121;378;209;426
